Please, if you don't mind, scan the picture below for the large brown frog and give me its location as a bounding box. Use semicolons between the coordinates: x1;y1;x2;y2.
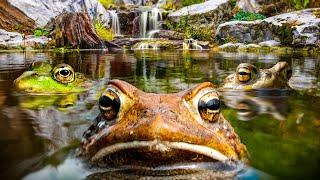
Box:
82;79;247;176
220;62;292;91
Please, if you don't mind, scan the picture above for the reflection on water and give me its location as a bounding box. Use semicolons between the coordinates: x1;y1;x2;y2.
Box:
0;50;319;179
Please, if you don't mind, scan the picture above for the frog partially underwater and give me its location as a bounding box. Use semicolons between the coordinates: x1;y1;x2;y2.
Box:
14;61;92;94
220;62;292;91
81;79;248;178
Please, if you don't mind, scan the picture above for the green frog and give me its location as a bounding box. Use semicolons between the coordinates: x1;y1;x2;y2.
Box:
14;61;92;94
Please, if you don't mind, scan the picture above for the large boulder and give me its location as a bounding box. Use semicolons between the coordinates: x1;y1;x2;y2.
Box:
168;0;233;29
0;29;49;49
216;8;320;47
0;0;35;34
7;0;110;27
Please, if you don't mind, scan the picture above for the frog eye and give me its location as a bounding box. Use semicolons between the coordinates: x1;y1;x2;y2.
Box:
52;64;75;84
198;92;220;122
237;67;252;82
99;89;120;121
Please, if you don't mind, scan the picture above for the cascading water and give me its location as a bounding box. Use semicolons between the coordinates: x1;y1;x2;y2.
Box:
139;7;162;38
140;11;148;38
108;10;121;36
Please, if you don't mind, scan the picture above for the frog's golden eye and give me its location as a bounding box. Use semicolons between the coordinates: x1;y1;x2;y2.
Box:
52;64;75;84
237;67;252;82
99;89;120;121
198;92;220;122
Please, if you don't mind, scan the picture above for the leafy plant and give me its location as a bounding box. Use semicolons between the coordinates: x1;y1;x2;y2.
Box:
232;10;266;21
33;28;49;37
166;15;215;42
94;21;114;41
291;0;309;10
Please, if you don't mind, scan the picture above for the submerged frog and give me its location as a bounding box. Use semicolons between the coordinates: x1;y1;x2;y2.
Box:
14;61;92;94
220;62;292;91
82;80;247;177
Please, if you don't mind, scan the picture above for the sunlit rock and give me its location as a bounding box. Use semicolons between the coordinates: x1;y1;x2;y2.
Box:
8;0;110;27
216;8;320;47
168;0;233;29
0;29;49;49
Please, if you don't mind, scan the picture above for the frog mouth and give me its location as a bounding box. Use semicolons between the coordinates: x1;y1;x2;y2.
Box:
91;140;229;167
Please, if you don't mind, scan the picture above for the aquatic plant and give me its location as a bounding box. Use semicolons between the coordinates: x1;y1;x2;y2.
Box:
94;21;114;41
33;28;49;37
232;11;266;21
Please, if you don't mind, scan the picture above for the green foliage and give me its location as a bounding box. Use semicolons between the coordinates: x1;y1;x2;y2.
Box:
99;0;115;8
182;0;204;6
166;16;214;42
232;10;266;21
94;21;114;41
33;28;49;37
291;0;309;10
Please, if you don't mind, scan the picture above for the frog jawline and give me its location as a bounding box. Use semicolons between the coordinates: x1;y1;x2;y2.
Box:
91;140;228;162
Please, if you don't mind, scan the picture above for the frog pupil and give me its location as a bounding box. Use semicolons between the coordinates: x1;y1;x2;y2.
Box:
239;72;249;75
60;69;70;76
198;98;220;111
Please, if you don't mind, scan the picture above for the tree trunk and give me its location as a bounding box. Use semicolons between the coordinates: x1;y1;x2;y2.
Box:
54;12;104;49
0;0;35;34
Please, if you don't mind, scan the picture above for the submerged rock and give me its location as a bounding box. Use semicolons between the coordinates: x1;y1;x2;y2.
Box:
168;0;232;29
216;8;320;48
7;0;110;27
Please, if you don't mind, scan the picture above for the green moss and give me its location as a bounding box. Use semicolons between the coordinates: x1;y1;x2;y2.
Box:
94;21;114;41
232;10;266;21
182;0;204;6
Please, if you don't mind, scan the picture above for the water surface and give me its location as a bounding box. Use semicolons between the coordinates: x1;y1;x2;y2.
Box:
0;50;319;179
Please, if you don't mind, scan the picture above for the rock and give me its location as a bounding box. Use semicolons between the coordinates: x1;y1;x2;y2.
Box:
168;0;232;29
0;29;49;49
8;0;110;27
148;30;184;40
215;20;275;44
258;40;281;47
118;10;137;36
216;8;320;47
54;13;104;49
236;0;261;13
0;0;35;34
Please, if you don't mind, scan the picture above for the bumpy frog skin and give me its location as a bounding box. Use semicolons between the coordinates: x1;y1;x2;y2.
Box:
82;80;247;170
220;62;292;91
14;61;92;94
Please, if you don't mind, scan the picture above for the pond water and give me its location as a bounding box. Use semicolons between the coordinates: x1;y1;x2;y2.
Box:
0;50;319;179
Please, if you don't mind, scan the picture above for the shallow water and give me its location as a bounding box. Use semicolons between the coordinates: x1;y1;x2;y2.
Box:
0;50;319;179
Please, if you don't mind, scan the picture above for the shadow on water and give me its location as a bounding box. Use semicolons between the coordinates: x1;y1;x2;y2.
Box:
0;50;319;179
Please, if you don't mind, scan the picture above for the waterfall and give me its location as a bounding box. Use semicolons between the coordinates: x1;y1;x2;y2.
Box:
139;7;162;38
140;11;148;38
108;10;121;36
149;8;162;31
